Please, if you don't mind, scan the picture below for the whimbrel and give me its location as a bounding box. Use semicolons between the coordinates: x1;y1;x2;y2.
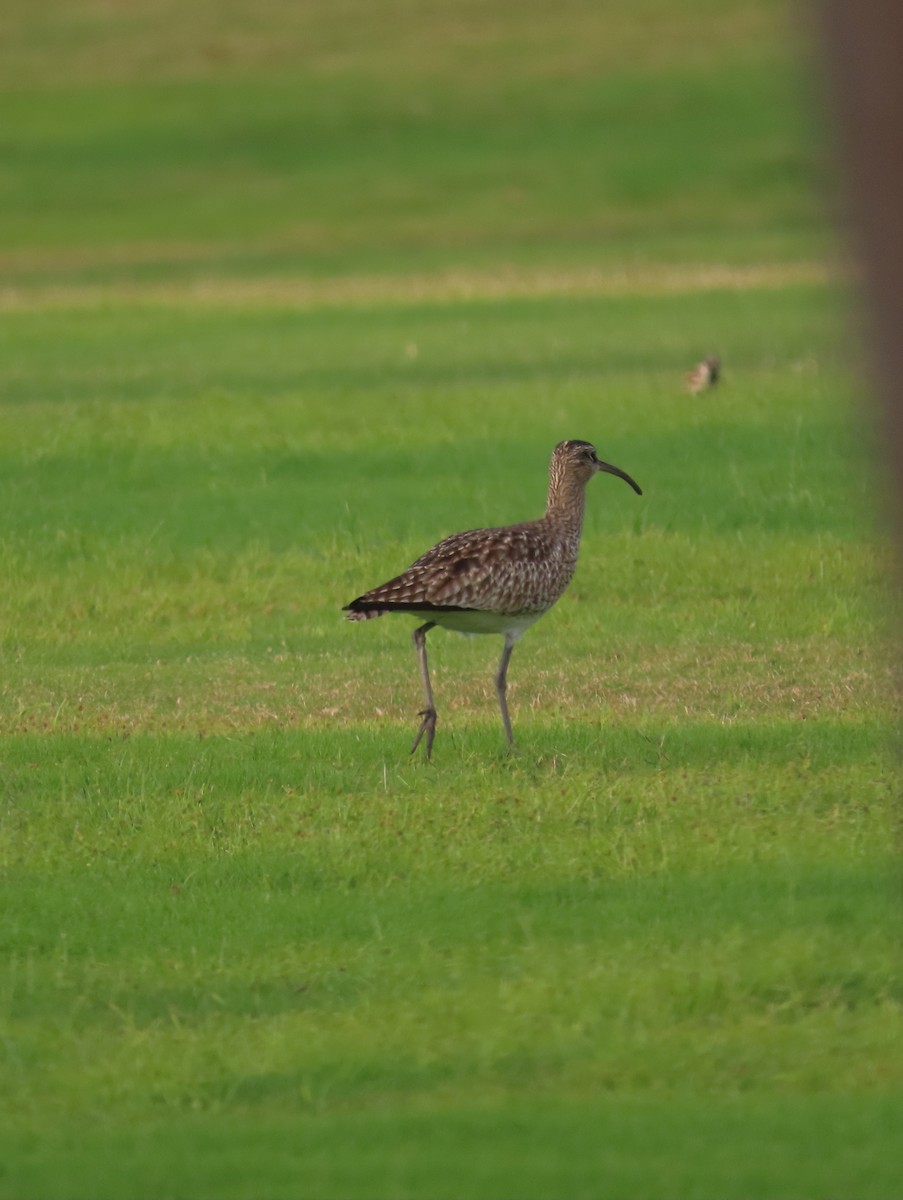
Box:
344;440;642;757
686;354;721;394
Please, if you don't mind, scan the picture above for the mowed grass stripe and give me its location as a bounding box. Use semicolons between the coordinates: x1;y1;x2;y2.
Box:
0;260;836;313
0;1095;901;1200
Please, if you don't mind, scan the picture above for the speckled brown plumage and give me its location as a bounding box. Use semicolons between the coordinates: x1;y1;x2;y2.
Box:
344;440;642;757
346;520;581;617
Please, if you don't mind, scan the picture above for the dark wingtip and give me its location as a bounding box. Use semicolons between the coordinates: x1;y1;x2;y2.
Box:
344;598;479;615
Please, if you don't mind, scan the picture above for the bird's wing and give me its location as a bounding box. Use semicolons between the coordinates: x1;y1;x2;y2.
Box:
345;523;551;614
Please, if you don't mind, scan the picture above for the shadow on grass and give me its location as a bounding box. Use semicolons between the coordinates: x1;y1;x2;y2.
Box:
4;855;898;1035
3;1093;902;1200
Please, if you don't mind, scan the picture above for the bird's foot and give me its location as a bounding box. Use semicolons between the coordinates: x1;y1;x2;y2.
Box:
410;707;437;759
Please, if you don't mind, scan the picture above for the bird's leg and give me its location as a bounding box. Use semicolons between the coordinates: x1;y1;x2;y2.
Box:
495;635;517;749
410;621;438;758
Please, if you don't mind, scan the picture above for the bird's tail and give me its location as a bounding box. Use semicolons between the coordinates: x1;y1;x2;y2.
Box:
344;607;387;621
343;595;393;620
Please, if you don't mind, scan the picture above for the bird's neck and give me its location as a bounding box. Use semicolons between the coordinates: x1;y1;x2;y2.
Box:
544;476;587;541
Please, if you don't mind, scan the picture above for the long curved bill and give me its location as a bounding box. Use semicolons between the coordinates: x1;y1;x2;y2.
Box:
595;459;643;496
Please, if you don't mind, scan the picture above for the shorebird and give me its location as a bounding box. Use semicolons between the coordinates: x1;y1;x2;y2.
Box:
343;440;642;758
686;354;721;394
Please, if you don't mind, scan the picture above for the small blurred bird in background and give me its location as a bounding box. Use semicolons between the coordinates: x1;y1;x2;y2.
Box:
686;354;721;394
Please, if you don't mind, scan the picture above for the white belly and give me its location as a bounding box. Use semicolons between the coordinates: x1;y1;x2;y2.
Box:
424;609;545;638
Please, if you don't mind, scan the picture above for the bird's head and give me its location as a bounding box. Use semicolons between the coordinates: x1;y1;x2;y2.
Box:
553;439;642;495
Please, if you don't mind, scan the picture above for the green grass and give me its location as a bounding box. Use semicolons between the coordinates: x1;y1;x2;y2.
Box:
1;1;901;1197
1;0;823;284
1;282;899;1199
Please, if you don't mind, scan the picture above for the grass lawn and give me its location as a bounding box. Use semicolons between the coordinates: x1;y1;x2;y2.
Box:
1;1;901;1197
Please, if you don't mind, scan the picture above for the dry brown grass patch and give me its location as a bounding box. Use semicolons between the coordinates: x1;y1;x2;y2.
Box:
0;261;839;315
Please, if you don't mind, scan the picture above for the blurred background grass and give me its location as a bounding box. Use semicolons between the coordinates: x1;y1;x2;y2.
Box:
1;0;826;286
